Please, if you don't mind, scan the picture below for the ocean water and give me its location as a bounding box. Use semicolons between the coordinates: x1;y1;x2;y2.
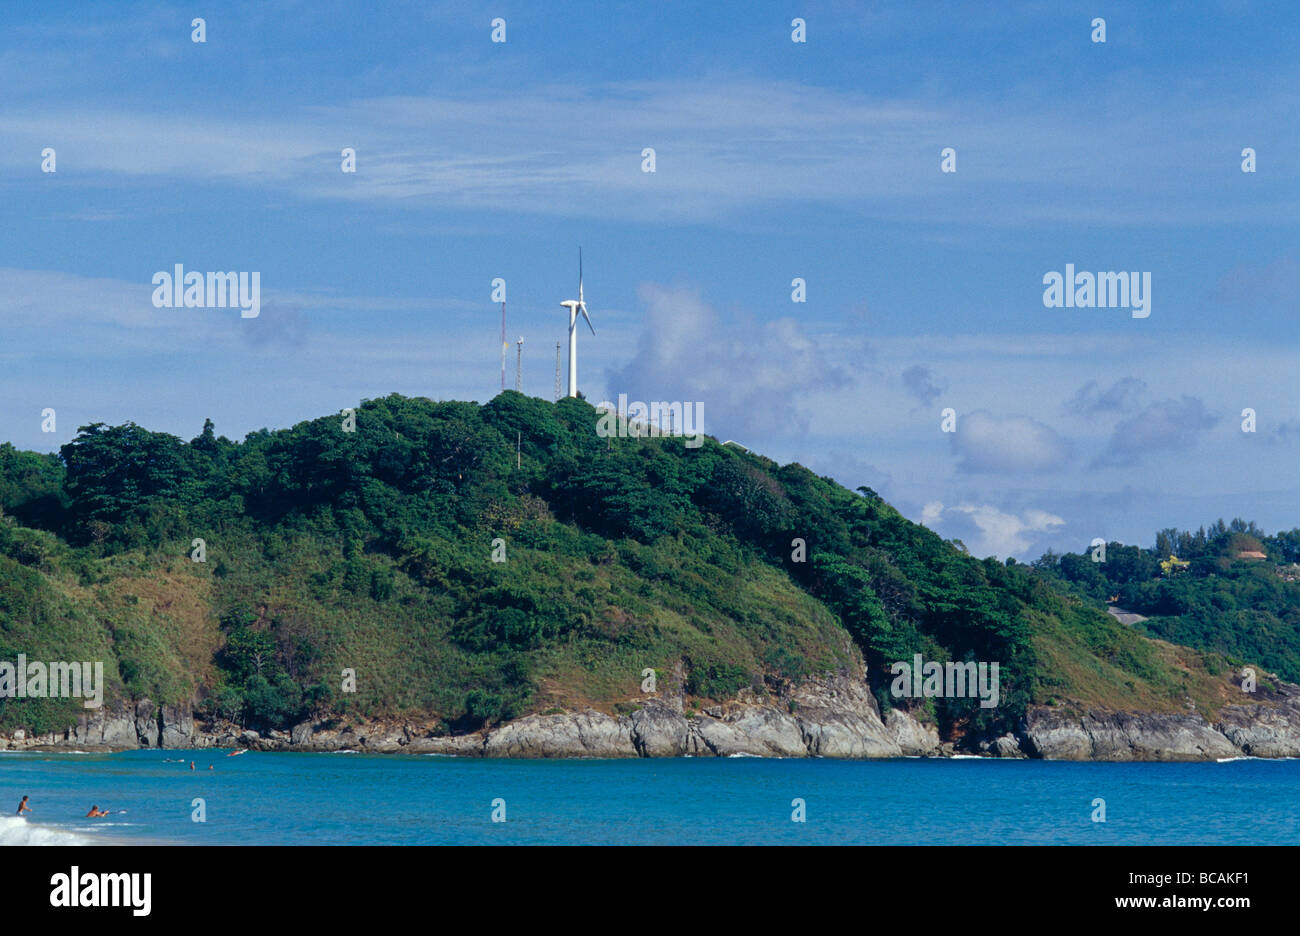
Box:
2;750;1298;845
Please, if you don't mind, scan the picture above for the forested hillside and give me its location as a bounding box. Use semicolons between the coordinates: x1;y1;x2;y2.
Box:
0;393;1276;743
1035;521;1300;684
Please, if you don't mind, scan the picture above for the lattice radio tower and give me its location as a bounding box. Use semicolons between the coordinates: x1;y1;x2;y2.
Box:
554;341;562;401
499;302;507;392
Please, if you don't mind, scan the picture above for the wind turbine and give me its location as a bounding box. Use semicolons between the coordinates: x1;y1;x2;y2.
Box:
559;248;594;398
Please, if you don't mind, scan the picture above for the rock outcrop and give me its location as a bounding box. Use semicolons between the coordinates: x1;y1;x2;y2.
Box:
0;699;193;752
884;708;941;756
10;678;1300;761
1020;707;1240;761
375;676;906;759
136;700;160;748
979;733;1028;758
484;710;636;758
159;703;195;748
790;678;901;757
1213;685;1300;757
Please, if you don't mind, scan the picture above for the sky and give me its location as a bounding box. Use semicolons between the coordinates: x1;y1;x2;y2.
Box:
0;0;1297;560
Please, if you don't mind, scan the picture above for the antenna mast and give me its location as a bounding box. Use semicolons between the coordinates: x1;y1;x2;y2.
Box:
554;342;562;401
500;302;507;392
515;337;524;393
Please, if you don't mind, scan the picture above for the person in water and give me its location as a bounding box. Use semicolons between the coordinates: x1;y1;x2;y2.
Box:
86;805;110;818
189;761;195;770
16;796;31;816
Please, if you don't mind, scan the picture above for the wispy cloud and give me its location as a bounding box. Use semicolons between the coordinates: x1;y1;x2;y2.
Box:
3;76;1294;224
901;364;944;408
1092;396;1220;468
1064;377;1147;417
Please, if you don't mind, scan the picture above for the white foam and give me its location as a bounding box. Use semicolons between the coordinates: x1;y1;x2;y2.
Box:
0;816;91;846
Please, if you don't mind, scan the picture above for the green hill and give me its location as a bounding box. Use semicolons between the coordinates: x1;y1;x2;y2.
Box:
1034;521;1300;686
0;393;1272;743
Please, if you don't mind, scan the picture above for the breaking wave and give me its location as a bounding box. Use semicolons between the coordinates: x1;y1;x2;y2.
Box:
0;815;92;845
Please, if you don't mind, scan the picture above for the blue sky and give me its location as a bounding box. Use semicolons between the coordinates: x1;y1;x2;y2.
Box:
1;0;1297;559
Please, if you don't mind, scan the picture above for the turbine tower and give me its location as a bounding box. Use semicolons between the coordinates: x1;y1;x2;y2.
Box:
554;342;562;401
559;248;594;398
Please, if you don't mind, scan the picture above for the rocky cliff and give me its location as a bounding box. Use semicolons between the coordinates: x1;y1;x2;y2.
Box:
1012;684;1300;761
1;699;193;751
8;679;1300;762
0;674;943;759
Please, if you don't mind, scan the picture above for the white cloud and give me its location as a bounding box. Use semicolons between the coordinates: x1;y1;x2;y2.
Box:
950;410;1072;474
602;283;851;439
921;501;1065;559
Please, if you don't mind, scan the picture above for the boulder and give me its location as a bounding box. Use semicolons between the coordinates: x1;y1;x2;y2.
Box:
981;733;1027;758
884;708;941;756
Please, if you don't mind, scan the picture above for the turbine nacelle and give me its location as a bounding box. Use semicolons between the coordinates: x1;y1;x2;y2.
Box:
561;249;593;397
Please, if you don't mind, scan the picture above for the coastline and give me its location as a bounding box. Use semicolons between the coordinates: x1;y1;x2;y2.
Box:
7;673;1300;763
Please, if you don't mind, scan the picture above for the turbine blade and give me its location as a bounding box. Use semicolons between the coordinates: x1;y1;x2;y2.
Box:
580;304;595;335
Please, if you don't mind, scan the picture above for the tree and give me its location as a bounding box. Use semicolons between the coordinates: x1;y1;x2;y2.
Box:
218;624;280;684
0;443;67;530
60;423;192;535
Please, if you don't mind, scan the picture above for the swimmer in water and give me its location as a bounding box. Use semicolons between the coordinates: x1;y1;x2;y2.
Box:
16;796;31;816
86;805;110;818
189;761;195;770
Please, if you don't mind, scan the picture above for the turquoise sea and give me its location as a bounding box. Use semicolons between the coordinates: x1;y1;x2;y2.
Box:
3;750;1298;845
